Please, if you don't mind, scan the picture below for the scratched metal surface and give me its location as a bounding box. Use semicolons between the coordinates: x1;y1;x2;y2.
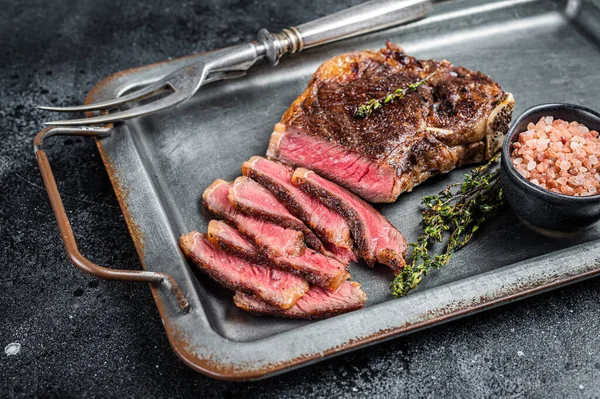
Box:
88;0;600;379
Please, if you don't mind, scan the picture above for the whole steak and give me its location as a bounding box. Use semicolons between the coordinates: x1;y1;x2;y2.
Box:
267;42;514;202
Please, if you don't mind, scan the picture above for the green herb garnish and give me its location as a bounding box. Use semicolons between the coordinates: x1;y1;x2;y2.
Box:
391;153;504;297
354;72;436;119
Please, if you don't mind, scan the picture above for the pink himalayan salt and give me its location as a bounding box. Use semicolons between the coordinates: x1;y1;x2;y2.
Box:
511;117;600;197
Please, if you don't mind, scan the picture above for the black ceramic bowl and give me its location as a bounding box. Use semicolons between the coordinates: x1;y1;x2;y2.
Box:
501;103;600;231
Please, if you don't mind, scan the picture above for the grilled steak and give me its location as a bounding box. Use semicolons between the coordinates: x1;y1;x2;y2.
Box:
267;42;514;202
179;232;309;309
208;220;350;290
202;179;306;257
292;168;407;273
229;176;324;252
241;156;356;264
234;281;367;319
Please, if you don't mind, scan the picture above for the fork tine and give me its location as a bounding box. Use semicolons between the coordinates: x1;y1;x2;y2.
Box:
43;68;248;125
37;80;169;113
44;89;192;126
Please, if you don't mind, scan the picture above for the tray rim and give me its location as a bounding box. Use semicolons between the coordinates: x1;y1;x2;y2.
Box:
46;0;600;380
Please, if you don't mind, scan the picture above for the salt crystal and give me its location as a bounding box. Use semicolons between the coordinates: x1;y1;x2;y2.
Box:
526;139;538;148
537;138;550;151
544;116;554;124
527;160;536;171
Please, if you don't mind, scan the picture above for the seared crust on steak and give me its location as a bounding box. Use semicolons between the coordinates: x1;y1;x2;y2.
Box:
241;156;356;264
267;42;514;202
229;176;325;253
203;179;306;257
208;220;350;290
292;168;407;273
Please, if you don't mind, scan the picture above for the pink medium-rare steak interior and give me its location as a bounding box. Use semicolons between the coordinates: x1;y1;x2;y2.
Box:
268;43;514;203
292;168;407;273
202;179;306;257
179;232;309;309
241;156;356;263
207;219;350;290
233;281;367;320
228;176;325;253
268;125;400;203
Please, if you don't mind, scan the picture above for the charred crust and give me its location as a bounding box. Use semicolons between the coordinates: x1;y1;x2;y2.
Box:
230;175;325;252
230;198;303;231
292;170;374;264
303;231;326;253
207;232;265;266
245;162;354;254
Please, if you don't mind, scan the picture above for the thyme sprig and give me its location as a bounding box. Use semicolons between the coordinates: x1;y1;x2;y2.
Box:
354;72;436;118
391;153;504;297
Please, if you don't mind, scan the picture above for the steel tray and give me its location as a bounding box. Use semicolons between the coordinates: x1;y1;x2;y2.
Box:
35;0;600;380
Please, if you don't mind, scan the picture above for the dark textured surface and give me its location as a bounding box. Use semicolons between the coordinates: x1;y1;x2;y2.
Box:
1;0;600;397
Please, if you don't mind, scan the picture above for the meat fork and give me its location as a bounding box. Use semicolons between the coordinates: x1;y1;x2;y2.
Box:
38;0;432;126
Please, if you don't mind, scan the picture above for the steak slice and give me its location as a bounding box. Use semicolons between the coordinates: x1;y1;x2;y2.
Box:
292;168;407;273
267;42;515;202
241;156;356;263
228;176;324;252
208;220;350;290
179;232;309;309
202;179;305;257
234;281;367;319
207;219;265;264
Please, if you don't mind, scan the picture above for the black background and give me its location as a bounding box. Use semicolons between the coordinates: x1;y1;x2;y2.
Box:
1;0;599;397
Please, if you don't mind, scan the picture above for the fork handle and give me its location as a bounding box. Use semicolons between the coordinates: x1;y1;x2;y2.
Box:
258;0;432;65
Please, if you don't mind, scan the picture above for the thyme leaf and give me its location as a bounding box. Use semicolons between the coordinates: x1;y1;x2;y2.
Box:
354;72;436;119
391;153;504;297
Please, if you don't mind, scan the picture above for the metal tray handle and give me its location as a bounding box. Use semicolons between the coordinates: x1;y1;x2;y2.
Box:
34;126;191;313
